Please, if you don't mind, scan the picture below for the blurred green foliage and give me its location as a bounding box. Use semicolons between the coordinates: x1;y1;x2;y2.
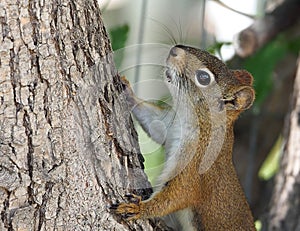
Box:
109;24;129;68
136;125;165;184
207;41;232;60
244;35;300;108
255;220;262;231
243;35;300;179
243;34;300;181
259;135;282;180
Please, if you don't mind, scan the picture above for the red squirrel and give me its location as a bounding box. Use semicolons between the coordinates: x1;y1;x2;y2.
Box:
113;45;256;230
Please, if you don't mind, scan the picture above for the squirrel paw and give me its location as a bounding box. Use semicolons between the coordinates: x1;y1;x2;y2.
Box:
120;76;134;94
110;194;142;220
120;76;137;108
120;75;130;86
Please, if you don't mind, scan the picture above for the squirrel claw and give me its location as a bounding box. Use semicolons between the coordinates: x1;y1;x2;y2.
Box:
120;76;132;91
119;76;137;108
120;76;134;96
120;76;130;85
111;194;142;220
109;203;119;210
124;193;141;204
122;212;137;220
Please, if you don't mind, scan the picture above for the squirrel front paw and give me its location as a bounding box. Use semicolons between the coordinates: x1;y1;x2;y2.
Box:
120;76;134;96
120;76;139;108
110;194;142;220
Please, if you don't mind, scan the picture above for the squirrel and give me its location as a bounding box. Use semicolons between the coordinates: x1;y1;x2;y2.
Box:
112;44;256;230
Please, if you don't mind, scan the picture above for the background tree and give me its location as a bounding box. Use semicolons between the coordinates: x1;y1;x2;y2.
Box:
266;57;300;231
0;0;168;230
233;1;300;229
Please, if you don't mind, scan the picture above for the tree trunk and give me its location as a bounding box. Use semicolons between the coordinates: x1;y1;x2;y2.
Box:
267;56;300;230
0;0;168;230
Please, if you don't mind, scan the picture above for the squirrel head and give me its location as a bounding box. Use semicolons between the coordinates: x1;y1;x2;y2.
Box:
165;45;255;124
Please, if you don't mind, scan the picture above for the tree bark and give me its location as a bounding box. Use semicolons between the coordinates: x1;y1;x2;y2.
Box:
0;0;168;230
267;56;300;230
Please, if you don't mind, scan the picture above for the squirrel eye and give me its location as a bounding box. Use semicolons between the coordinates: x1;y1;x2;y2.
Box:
195;70;212;87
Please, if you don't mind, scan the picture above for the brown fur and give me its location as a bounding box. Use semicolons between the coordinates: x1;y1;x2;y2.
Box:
113;45;256;230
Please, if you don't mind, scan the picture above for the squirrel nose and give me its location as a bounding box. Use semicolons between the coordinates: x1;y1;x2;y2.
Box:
167;46;186;66
169;47;178;57
169;46;186;60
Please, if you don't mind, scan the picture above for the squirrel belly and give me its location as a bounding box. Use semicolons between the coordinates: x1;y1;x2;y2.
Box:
114;45;256;230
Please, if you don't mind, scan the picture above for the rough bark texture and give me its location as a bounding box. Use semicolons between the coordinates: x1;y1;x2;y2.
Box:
267;56;300;231
0;0;169;230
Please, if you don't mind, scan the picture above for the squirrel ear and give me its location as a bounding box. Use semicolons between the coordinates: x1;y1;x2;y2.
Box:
232;86;255;111
233;70;253;86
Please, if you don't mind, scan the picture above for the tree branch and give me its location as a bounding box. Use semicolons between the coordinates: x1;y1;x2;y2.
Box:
234;0;300;57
